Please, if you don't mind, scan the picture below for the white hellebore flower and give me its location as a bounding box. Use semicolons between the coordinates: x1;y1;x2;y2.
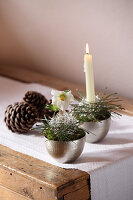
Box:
51;90;74;112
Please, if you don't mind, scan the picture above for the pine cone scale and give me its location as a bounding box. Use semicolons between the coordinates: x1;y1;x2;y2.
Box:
5;102;38;133
23;91;48;118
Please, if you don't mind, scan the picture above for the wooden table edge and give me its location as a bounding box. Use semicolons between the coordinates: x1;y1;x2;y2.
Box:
0;144;90;199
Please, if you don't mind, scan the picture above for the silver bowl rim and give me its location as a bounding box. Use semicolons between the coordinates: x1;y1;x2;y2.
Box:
80;116;111;124
44;134;86;143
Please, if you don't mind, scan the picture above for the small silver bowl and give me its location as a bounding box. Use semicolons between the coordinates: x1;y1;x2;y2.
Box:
44;135;86;163
80;117;111;143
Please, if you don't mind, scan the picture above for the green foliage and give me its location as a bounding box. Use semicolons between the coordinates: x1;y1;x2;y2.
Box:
35;113;85;141
45;104;59;112
72;92;124;122
64;90;70;93
42;122;85;141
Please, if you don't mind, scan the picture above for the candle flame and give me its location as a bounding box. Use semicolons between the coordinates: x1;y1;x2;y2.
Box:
86;43;89;54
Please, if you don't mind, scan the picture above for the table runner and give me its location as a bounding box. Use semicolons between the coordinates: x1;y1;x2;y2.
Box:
0;76;133;200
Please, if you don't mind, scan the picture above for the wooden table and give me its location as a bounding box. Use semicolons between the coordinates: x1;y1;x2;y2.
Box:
0;65;133;200
0;145;90;200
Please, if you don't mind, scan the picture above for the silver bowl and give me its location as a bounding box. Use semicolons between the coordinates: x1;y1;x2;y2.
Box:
80;117;111;143
44;135;86;163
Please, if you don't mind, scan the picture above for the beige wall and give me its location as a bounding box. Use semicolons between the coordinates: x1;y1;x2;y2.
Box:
0;0;133;99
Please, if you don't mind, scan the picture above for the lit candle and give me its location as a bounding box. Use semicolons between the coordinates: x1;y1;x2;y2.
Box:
84;43;95;103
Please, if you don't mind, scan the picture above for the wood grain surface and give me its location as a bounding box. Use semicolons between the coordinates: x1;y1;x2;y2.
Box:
0;145;90;200
0;185;31;200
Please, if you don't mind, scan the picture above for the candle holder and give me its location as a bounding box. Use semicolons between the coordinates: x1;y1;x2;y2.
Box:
72;92;124;143
80;117;111;143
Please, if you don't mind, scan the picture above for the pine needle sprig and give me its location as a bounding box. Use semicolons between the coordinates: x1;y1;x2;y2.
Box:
35;112;85;141
71;92;124;122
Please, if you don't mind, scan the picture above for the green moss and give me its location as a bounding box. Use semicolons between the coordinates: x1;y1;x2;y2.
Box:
42;123;85;141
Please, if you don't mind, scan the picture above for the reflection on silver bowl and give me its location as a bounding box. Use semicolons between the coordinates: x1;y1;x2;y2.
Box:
80;117;111;143
44;135;86;163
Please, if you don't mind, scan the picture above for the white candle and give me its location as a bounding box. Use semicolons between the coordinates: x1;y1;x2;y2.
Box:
84;43;95;103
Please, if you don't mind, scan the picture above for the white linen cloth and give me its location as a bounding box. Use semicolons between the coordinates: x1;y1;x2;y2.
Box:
0;76;133;200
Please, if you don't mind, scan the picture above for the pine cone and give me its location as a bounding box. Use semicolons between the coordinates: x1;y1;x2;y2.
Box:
4;102;38;133
43;99;55;119
23;91;48;118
